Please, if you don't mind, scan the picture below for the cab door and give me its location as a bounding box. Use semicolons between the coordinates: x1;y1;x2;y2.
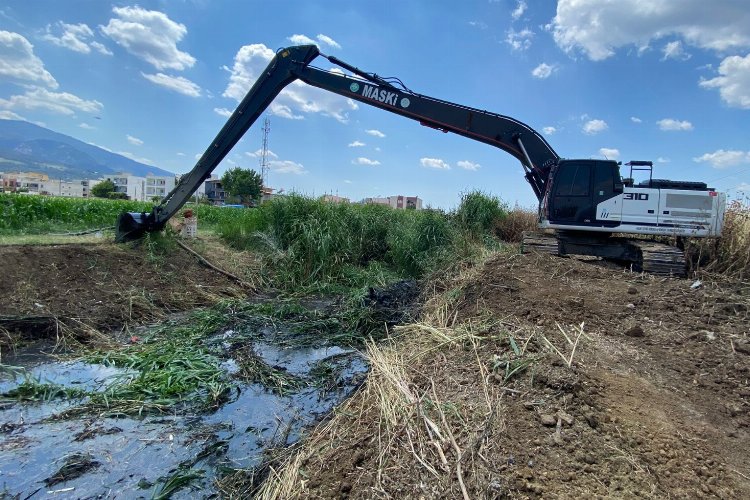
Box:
549;162;593;224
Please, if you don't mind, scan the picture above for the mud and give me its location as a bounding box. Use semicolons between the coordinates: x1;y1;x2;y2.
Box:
0;304;368;498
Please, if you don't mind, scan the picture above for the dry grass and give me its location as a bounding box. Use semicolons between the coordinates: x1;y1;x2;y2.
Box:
686;199;750;279
493;205;538;243
253;249;587;499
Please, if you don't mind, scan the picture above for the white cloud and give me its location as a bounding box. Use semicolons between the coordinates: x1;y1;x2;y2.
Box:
214;107;232;118
287;33;341;50
468;21;488;30
141;72;201;97
127;134;143;146
245;149;278;159
0;110;24;120
0;88;102;116
222;43;357;122
657;157;670;163
117;150;153;165
693;149;750;169
270;159;307;174
348;140;365;147
316;34;341;49
365;129;385;138
420;157;450;170
583;119;608;135
288;34;316;45
42;22;112;56
511;0;527;21
531;62;555;79
0;31;58;88
599;147;620;159
101;6;195;71
550;0;750;61
661;40;691;61
79;122;94;130
353;157;381;166
176;152;185;156
542;126;557;134
43;22;92;53
657;118;693;131
344;179;353;184
457;160;481;171
90;41;112;56
506;28;534;51
736;182;750;193
630;116;642;123
700;53;750;109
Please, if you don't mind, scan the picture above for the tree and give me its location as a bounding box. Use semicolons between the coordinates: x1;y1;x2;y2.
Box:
91;179;116;198
221;167;262;205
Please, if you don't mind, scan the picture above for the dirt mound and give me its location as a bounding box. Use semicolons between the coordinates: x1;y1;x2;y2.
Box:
0;242;249;345
267;251;750;498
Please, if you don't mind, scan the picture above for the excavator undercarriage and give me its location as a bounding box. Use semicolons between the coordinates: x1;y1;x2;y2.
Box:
521;231;687;276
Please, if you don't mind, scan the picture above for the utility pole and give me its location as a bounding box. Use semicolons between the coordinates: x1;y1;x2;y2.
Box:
259;117;271;189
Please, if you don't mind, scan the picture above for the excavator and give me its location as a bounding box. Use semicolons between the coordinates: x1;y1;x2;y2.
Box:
115;44;726;276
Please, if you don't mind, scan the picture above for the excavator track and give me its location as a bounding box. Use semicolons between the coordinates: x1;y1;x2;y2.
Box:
521;231;686;277
630;240;687;277
521;232;560;255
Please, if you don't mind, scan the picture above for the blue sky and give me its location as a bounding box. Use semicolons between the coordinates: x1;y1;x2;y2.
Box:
1;0;749;208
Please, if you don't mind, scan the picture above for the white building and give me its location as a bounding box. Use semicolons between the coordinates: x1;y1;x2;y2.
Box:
363;195;423;210
110;173;176;201
38;179;86;197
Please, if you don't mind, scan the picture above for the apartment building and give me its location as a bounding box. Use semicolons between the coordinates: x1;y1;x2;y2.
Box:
109;173;176;201
204;179;226;205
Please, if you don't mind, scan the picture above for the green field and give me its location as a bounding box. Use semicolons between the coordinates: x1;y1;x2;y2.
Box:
0;194;257;234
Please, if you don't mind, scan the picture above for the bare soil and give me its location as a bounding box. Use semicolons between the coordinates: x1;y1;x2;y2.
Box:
0;239;255;347
287;252;750;499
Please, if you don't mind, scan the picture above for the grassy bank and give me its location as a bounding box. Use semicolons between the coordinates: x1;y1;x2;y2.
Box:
216;192;511;291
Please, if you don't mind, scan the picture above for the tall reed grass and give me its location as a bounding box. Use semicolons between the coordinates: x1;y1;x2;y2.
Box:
218;192;508;288
686;199;750;279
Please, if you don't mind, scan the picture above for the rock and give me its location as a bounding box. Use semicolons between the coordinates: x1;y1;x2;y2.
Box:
557;411;575;426
585;413;599;429
339;481;352;494
624;325;645;337
627;287;638;295
540;414;557;427
583;454;597;465
626;303;636;309
726;404;742;417
735;341;750;355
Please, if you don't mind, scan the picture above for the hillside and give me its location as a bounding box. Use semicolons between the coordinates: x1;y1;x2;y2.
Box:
0;119;174;180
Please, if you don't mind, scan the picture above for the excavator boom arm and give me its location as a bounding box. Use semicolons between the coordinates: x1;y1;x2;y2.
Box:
115;45;559;242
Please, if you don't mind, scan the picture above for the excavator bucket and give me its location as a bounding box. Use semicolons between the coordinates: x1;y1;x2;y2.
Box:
115;212;150;243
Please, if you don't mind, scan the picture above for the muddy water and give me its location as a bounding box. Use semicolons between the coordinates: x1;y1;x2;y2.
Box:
0;316;367;498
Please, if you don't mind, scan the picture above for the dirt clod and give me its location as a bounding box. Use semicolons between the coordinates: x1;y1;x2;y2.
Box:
624;325;646;337
540;414;557;427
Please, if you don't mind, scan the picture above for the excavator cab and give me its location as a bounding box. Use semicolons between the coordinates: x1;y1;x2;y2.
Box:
546;160;622;228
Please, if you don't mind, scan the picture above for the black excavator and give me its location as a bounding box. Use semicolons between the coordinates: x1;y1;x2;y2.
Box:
116;45;726;275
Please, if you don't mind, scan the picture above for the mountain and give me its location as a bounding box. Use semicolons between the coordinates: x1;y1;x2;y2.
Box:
0;119;174;180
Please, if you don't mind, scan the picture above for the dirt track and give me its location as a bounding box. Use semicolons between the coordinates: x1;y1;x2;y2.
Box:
288;252;750;499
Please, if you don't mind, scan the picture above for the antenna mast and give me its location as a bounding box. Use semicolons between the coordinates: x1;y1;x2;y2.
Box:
259;117;271;187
